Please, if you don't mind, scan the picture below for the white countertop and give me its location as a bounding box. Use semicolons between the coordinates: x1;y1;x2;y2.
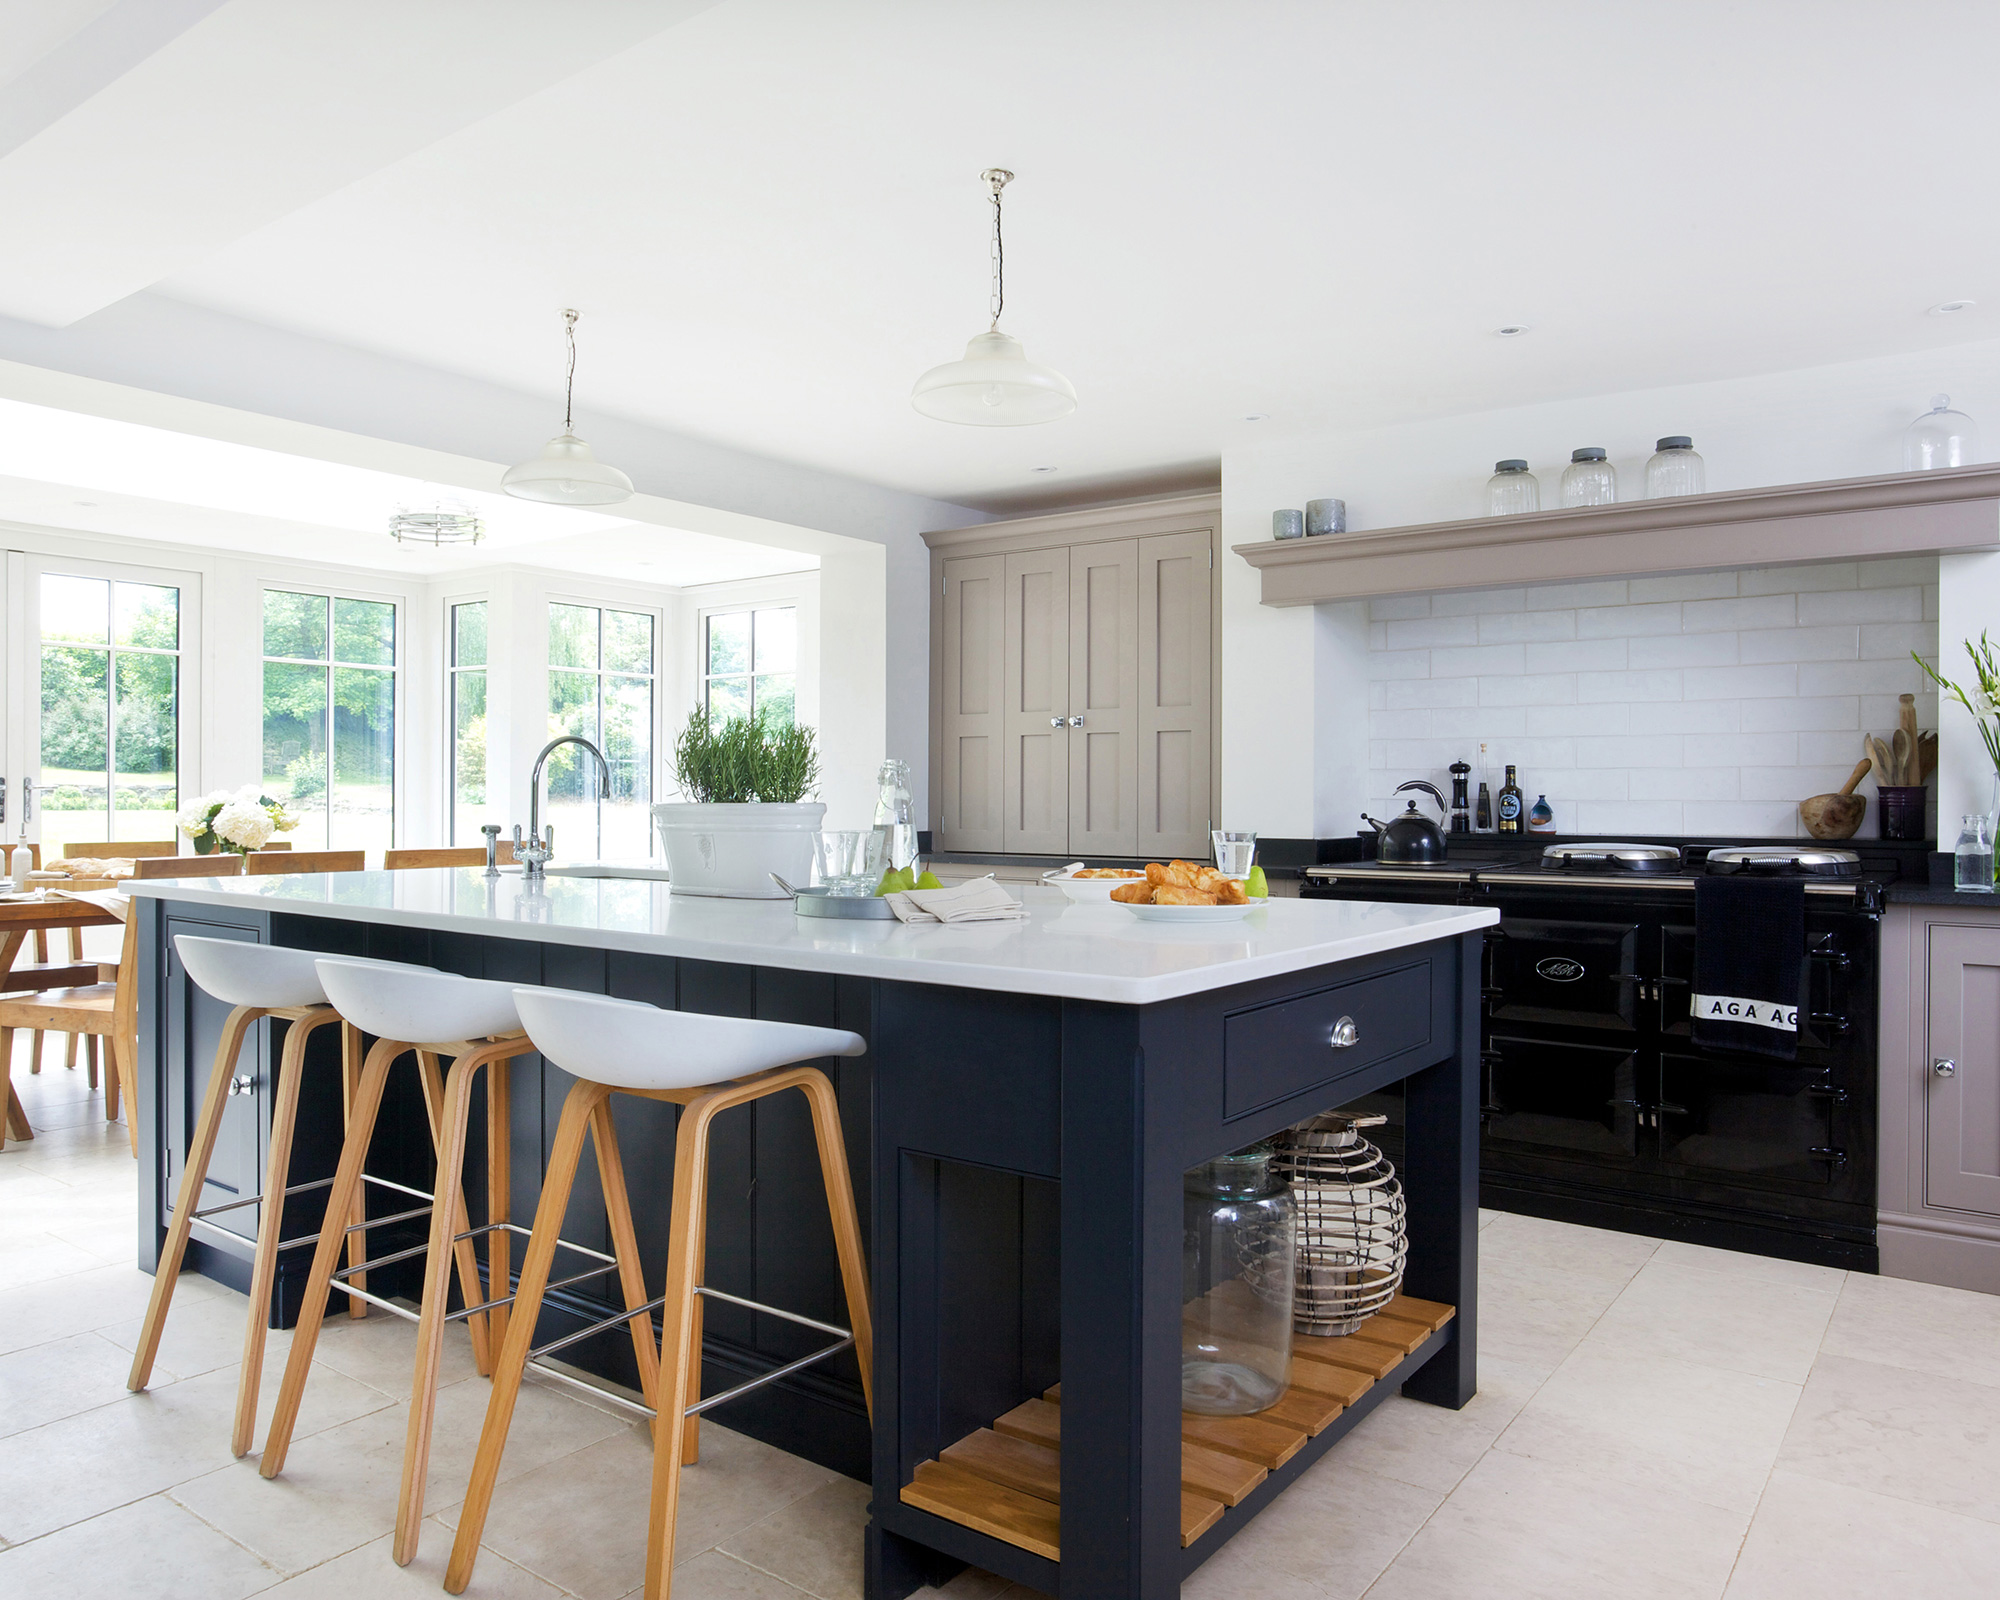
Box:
127;870;1498;1006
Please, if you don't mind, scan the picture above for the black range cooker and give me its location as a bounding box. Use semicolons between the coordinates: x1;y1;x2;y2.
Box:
1304;839;1887;1270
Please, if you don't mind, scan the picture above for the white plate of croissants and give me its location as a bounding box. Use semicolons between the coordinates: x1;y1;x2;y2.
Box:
1110;860;1258;921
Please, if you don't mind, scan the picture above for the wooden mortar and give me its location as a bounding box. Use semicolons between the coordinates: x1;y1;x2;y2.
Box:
1798;759;1874;840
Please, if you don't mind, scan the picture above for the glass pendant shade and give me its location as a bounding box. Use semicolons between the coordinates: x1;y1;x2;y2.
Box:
911;330;1077;426
501;430;634;505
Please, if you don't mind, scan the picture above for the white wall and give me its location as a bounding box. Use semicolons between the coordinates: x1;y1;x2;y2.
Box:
1225;337;2000;839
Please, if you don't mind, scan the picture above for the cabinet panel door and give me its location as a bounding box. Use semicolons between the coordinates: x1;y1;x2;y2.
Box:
1926;924;2000;1215
1483;1033;1643;1167
1002;549;1070;854
164;914;264;1245
1137;529;1213;861
1066;540;1139;858
935;555;1005;853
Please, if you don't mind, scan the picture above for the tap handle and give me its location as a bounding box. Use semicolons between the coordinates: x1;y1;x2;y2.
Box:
481;823;502;874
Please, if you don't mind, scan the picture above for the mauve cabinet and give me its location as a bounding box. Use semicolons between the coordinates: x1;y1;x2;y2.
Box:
1880;903;2000;1293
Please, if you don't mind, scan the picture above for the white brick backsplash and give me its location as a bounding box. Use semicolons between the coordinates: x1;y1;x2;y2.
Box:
1680;594;1798;633
1797;586;1924;623
1628;632;1739;669
1478;609;1579;644
1386;614;1480;649
1360;560;1940;837
1578;601;1681;638
1738;625;1858;664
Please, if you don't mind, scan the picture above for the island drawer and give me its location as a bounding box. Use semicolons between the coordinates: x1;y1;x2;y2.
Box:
1221;960;1435;1120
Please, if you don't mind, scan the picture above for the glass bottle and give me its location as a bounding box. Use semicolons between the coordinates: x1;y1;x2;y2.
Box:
871;759;915;873
1645;436;1706;498
1906;395;1980;471
1560;447;1617;507
1496;764;1524;834
1954;814;1994;893
1486;459;1540;517
1474;781;1493;832
1182;1147;1294;1415
1528;794;1554;832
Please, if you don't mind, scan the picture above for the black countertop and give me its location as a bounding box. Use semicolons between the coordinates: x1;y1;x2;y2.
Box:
1889;882;2000;907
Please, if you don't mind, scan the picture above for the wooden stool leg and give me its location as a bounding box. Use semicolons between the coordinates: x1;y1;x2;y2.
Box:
4;1029;32;1142
128;1006;262;1390
801;1073;874;1418
486;1054;512;1353
445;1081;608;1596
65;1031;78;1073
394;1048;491;1566
231;1012;331;1456
588;1096;663;1426
340;1022;368;1317
680;1203;706;1466
260;1038;401;1478
415;1049;494;1375
29;1029;43;1073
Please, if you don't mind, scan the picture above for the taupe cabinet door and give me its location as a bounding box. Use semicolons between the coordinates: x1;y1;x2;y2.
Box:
1137;530;1214;861
935;555;1005;853
1003;548;1071;854
1927;924;2000;1215
1067;541;1140;857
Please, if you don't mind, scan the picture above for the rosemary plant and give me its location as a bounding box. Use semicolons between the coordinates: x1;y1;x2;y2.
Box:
671;709;821;804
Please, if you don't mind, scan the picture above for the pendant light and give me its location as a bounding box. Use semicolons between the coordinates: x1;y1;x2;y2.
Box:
502;309;634;505
912;169;1076;426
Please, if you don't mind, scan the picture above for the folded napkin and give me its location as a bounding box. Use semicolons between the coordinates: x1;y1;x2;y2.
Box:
887;874;1027;925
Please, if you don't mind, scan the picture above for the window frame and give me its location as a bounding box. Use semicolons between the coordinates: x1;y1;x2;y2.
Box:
445;594;492;847
697;601;800;729
545;592;662;858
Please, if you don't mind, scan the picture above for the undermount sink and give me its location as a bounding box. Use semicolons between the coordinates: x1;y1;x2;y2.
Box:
500;861;673;882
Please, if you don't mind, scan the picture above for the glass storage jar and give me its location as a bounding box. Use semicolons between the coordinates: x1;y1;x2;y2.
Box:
1905;395;1980;471
1645;435;1706;498
1182;1147;1294;1414
1486;459;1540;516
1560;447;1617;507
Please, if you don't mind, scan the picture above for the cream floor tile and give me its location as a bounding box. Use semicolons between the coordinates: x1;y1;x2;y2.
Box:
909;1567;1017;1600
0;1328;181;1438
1480;1208;1662;1283
0;1260;228;1356
1649;1238;1848;1293
1181;1538;1338;1600
305;1300;484;1394
252;1527;570;1600
1189;1458;1442;1599
1475;1258;1623;1375
646;1550;819;1599
1320;1354;1544;1494
1582;1257;1838;1383
1494;1345;1801;1514
1818;1270;2000;1389
1723;1470;2000;1600
101;1282;292;1383
1364;1449;1747;1600
0;1228;115;1290
0;1492;279;1600
1776;1353;2000;1526
720;1475;871;1600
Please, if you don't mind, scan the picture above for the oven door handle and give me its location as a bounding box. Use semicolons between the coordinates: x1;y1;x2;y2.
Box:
1807;1010;1852;1035
1810;1145;1850;1169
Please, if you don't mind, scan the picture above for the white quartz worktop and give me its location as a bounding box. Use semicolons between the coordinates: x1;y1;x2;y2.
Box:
127;870;1497;1005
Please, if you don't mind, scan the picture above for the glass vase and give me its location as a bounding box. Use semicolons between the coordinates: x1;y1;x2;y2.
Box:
1182;1147;1294;1415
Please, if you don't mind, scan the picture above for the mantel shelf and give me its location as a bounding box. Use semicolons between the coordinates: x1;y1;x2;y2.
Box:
1232;463;2000;606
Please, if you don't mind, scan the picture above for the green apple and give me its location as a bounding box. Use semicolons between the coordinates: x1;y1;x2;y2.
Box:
1245;865;1269;900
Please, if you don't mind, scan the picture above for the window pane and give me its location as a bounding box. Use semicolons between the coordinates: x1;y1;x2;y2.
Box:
605;609;653;675
706;674;750;728
113;650;178;841
41;644;109;847
264;661;329;849
114;583;179;650
753;607;796;673
454;601;488;669
334;597;396;666
754;673;796;730
452;668;488;844
546;670;600;855
549;603;598;669
332;666;394;850
264;590;328;661
603;675;653;858
41;574;108;645
706;612;750;677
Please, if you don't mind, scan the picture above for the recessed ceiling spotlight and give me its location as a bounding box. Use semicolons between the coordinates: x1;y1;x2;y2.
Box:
1493;324;1532;337
1243;413;1269;422
72;499;96;507
1029;465;1058;473
1930;299;1977;315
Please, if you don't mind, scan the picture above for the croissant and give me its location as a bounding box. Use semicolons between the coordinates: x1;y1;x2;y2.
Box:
1110;881;1155;904
1154;885;1220;907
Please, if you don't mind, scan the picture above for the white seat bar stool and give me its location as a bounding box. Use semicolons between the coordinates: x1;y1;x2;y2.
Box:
445;988;872;1600
259;960;648;1570
125;937;371;1457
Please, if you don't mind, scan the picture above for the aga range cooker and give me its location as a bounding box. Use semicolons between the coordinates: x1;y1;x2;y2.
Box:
1304;839;1887;1269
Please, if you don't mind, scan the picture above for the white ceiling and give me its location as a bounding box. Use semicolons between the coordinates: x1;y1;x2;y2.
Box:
3;0;1998;512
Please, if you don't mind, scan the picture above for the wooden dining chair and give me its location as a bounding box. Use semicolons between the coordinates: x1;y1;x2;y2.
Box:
245;850;366;876
383;844;515;869
5;845;96;1082
133;855;245;879
58;840;178;860
1;893;139;1154
259;841;293;850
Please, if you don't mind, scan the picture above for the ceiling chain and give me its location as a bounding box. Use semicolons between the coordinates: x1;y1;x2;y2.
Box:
981;168;1013;330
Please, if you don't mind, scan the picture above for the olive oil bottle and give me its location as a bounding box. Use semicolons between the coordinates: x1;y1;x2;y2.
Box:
1497;764;1524;835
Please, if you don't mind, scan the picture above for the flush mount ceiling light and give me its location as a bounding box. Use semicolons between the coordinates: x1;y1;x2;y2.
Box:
1930;299;1978;315
912;169;1076;426
1029;464;1058;473
1243;413;1269;422
1493;324;1532;337
389;499;485;546
502;309;634;505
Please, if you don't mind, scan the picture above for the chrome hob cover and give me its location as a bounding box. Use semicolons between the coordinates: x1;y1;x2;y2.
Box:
1537;841;1684;874
1704;845;1862;878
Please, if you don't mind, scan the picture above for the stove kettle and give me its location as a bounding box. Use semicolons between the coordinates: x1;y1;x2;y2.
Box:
1362;781;1450;865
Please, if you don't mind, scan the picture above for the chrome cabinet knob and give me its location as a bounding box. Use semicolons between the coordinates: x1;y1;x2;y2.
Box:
1329;1016;1359;1049
227;1074;256;1097
1934;1058;1958;1079
1069;715;1085;726
1050;717;1064;728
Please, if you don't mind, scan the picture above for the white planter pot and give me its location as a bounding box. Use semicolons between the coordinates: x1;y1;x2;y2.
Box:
651;801;825;898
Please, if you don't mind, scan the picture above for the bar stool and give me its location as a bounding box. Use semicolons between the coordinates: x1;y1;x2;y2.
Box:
445;988;872;1600
258;959;644;1569
125;938;371;1457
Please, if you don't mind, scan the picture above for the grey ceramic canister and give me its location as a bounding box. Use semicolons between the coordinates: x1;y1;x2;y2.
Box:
1272;508;1305;540
1306;498;1346;536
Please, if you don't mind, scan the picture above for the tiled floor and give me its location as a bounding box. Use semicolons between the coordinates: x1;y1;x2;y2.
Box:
6;1053;2000;1600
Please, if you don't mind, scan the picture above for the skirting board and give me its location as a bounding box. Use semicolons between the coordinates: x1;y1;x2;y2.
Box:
1878;1209;2000;1297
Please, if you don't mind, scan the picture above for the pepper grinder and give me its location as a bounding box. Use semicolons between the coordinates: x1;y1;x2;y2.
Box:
1447;761;1471;834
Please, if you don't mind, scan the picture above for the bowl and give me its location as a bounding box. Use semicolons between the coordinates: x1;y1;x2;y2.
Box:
1046;867;1148;904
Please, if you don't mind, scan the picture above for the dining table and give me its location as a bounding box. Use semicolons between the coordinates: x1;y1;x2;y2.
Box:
1;884;126;1141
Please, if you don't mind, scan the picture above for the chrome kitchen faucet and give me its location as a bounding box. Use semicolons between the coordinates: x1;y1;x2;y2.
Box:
516;735;612;877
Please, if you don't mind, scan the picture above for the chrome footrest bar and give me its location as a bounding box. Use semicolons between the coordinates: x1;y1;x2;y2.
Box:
694;1284;853;1341
329;1282;422;1320
176;1169;434;1223
440;1261;616;1323
524;1358;659;1420
529;1293;670;1364
684;1335;854;1418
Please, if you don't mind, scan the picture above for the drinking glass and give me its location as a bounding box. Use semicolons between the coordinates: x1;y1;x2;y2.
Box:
813;830;875;895
1211;829;1258;877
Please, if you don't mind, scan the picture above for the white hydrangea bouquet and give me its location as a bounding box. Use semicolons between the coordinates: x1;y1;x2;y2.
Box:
177;787;298;855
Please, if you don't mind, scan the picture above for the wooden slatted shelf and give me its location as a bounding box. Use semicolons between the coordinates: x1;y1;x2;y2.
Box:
899;1293;1455;1557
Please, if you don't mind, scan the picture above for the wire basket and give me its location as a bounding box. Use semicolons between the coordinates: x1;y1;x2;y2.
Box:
1269;1111;1407;1336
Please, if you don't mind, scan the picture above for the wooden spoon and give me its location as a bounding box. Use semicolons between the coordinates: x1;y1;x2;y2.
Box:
1799;758;1875;840
1892;727;1912;787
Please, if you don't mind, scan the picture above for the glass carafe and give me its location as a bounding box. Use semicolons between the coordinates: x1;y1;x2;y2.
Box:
871;759;915;873
1182;1147;1294;1415
1954;814;1994;893
1560;447;1617;507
